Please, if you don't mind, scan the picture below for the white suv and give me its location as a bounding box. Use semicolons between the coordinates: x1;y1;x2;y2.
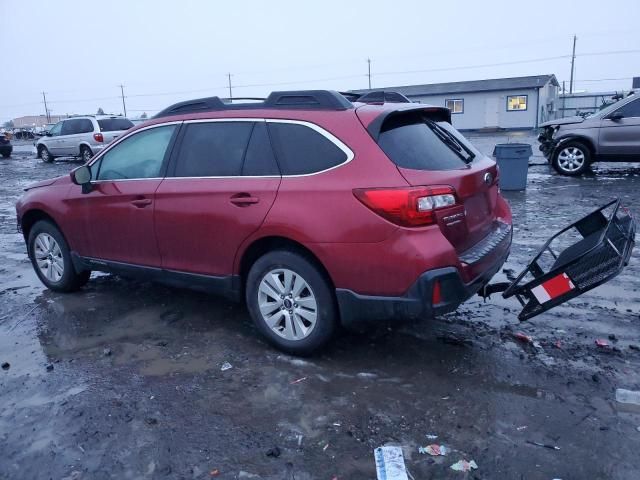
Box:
36;115;134;163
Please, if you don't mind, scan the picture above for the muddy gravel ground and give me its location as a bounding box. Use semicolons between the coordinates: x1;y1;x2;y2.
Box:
1;134;639;480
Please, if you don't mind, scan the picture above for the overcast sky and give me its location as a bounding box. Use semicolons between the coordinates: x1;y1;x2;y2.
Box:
1;0;638;123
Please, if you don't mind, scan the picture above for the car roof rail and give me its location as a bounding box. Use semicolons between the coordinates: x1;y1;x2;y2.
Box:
355;90;413;104
153;90;353;119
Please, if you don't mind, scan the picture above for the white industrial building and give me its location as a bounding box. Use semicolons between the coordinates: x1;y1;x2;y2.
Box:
354;74;560;131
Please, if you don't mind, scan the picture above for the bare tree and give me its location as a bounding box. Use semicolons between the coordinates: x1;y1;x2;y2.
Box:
97;107;105;115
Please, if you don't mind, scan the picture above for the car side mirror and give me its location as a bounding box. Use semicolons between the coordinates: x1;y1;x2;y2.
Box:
608;111;624;121
70;165;93;193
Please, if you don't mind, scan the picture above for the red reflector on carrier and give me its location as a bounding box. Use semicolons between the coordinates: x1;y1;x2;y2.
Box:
531;273;575;304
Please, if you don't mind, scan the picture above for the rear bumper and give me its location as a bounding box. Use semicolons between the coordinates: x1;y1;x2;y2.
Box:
336;230;511;326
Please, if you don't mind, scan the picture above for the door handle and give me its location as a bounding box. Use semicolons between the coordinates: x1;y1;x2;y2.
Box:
131;198;152;208
230;193;259;207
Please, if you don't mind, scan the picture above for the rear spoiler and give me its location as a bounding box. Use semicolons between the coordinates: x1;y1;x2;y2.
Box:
364;105;452;141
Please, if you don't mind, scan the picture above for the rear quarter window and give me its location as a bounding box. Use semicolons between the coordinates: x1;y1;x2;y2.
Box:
268;122;348;175
98;118;135;132
378;113;470;170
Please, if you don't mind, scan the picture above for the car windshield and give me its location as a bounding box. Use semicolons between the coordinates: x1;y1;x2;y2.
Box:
97;118;134;132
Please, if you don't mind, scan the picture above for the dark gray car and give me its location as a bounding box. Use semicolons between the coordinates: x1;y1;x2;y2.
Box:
538;93;640;175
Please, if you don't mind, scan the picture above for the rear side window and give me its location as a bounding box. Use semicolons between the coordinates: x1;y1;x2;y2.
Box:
378;113;469;170
174;122;253;177
97;118;134;132
268;122;348;175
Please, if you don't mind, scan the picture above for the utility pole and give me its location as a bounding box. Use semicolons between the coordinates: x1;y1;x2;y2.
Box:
569;35;577;94
367;58;372;89
227;73;233;99
119;84;127;117
42;92;50;122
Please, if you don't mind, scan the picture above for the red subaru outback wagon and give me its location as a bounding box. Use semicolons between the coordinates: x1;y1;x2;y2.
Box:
16;90;512;354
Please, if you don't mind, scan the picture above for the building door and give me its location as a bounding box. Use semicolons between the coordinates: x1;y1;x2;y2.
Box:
484;97;500;128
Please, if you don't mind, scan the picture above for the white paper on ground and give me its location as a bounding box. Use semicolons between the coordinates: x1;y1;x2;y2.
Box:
374;446;409;480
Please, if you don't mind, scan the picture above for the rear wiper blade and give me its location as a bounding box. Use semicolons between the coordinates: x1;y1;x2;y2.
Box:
425;120;474;162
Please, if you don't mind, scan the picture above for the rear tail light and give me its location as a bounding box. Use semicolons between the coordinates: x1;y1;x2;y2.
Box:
353;185;457;227
93;133;104;143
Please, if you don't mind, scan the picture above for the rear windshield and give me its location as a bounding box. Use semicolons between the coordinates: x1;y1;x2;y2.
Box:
378;112;476;170
97;118;134;132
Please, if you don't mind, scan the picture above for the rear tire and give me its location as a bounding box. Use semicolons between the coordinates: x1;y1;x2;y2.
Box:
28;220;90;292
80;145;93;163
552;141;591;176
38;145;53;163
246;250;337;355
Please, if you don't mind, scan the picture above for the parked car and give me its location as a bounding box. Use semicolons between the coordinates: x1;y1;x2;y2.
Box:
0;132;12;158
35;115;134;163
539;93;640;175
16;90;512;354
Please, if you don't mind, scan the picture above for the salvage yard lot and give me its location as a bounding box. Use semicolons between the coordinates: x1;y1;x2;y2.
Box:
1;133;639;479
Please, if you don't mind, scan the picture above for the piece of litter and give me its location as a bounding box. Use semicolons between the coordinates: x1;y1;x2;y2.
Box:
209;469;220;476
374;446;408;480
615;388;640;406
419;444;448;456
514;332;533;344
516;426;528;431
332;422;342;427
323;443;329;451
78;444;85;453
220;361;233;371
555;341;562;349
425;434;438;440
526;440;560;450
441;396;450;400
290;376;308;384
595;339;609;348
297;434;303;446
450;460;478;472
636;426;640;432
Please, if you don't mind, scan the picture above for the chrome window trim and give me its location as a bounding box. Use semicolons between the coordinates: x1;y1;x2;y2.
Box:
88;117;354;182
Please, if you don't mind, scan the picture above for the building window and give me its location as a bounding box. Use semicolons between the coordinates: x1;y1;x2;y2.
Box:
445;98;464;114
507;95;528;111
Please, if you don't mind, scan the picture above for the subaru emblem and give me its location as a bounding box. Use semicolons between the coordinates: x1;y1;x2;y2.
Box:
484;172;493;185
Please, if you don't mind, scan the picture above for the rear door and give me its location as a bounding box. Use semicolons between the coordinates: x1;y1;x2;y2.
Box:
154;120;281;276
372;110;499;252
598;98;640;157
59;119;81;155
97;117;135;145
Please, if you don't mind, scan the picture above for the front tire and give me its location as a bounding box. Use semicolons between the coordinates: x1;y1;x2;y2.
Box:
552;141;591;176
246;250;337;355
38;145;53;163
28;220;90;292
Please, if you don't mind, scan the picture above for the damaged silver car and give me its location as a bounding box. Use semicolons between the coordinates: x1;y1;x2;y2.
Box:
538;93;640;175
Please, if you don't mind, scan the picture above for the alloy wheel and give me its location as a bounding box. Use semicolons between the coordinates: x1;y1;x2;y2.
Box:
557;147;585;173
257;268;318;341
34;233;64;282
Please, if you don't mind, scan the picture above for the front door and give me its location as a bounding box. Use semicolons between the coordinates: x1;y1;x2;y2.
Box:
67;124;179;267
154;120;280;276
599;98;640;157
46;121;64;155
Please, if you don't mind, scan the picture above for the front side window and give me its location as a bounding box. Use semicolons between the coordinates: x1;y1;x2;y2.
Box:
613;98;640;118
174;122;254;177
507;95;528;111
445;98;464;114
96;125;176;180
268;122;348;175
